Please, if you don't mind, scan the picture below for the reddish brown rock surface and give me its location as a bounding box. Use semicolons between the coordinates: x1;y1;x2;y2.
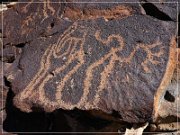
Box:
1;0;179;134
1;0;177;124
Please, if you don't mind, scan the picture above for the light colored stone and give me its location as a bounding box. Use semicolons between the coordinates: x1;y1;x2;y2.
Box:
125;123;148;135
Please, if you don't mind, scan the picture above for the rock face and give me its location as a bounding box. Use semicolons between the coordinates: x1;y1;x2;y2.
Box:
152;49;180;132
156;49;180;119
2;0;177;124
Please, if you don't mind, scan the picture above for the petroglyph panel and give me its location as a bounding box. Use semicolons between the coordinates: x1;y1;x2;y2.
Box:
2;1;176;123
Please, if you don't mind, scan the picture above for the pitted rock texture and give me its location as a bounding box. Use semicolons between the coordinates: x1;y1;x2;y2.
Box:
2;0;177;123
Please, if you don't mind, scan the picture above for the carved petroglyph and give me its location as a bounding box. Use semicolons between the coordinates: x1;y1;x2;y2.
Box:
16;22;164;110
21;0;34;13
43;0;55;18
22;0;56;22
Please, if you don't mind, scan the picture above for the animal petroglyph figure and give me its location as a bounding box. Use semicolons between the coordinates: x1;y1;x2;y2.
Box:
14;22;165;113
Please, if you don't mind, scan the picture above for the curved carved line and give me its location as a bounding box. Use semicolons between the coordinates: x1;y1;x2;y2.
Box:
18;44;54;101
93;56;116;106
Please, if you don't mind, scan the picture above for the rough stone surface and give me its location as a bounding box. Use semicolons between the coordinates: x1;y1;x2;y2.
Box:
151;49;180;132
1;0;177;124
157;49;180;119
